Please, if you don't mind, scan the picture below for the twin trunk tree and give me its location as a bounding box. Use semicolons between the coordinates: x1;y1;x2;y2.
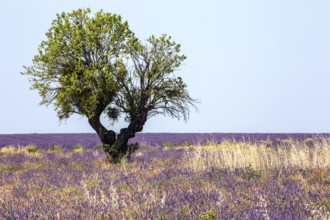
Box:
22;8;196;163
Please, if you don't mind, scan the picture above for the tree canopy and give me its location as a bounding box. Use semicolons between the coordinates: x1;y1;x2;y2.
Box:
22;8;197;162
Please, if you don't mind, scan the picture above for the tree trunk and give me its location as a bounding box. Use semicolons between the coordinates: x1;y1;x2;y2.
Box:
88;114;116;161
110;116;146;162
88;112;147;163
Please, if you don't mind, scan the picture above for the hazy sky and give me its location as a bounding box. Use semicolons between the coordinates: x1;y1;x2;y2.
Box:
1;0;330;134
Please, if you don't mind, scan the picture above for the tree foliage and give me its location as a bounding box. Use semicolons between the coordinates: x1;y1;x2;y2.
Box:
22;8;197;163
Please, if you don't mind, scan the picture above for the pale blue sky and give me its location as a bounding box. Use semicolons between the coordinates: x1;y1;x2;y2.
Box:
1;0;330;133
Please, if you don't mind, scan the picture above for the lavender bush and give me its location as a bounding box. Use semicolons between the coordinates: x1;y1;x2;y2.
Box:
0;137;329;219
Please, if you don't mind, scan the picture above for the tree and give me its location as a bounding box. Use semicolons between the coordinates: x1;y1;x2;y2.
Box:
22;8;197;163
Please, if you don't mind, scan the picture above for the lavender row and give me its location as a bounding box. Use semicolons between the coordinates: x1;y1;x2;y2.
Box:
1;133;330;148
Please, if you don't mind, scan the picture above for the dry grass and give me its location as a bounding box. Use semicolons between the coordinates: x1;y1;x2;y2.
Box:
1;144;42;154
187;138;330;172
0;145;17;154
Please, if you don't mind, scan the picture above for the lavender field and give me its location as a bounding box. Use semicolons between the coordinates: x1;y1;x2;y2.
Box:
1;133;329;148
0;134;330;219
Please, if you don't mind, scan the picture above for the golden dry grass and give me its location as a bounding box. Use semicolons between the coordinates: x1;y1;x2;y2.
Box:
0;144;42;154
187;139;330;172
0;145;17;154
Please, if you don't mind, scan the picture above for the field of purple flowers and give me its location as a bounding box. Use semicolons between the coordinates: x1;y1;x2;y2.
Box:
0;134;330;219
1;133;329;148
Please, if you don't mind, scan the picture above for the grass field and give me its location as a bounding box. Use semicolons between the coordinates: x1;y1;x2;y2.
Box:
0;138;330;219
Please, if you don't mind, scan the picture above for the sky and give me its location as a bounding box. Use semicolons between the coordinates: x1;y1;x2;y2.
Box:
1;0;330;134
